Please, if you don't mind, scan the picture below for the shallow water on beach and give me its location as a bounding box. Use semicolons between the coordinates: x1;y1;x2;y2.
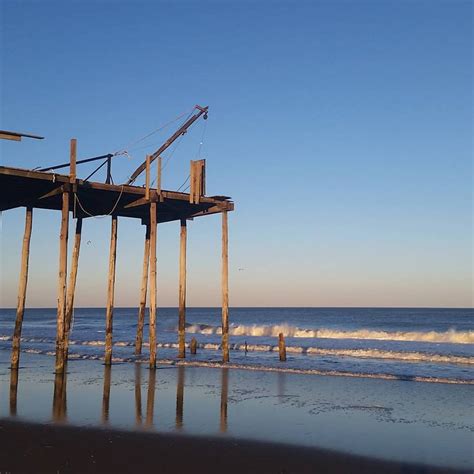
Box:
0;307;473;383
0;351;473;471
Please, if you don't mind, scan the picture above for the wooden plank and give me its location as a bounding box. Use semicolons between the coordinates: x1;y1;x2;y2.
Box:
178;219;187;358
0;132;21;141
221;211;229;362
69;139;77;183
55;192;69;373
11;207;33;370
149;202;157;369
64;218;82;358
135;224;150;355
104;215;118;366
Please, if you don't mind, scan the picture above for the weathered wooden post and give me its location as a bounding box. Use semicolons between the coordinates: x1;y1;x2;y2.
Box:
64;217;82;357
11;207;33;370
149;202;157;369
102;365;111;424
190;337;197;355
175;366;185;430
145;154;150;201
278;333;287;362
135;224;150;355
178;219;187;358
105;215;118;365
145;367;156;427
55;191;69;373
63;139;80;357
221;210;230;362
220;368;229;433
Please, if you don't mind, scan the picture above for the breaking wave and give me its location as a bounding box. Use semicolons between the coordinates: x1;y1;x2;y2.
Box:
185;323;474;344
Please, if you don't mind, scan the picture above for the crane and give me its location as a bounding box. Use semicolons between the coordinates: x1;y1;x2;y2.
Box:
126;105;208;186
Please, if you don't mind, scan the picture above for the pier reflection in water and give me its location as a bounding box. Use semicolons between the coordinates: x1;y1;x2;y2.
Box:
7;364;231;435
9;369;19;417
52;370;68;423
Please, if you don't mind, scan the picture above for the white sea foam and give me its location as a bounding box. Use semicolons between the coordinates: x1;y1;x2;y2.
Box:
1;334;473;365
185;323;474;344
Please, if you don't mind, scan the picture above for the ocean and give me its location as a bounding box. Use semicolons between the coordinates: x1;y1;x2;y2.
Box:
0;307;472;384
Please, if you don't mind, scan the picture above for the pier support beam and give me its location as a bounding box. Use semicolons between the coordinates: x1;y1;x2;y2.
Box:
135;224;150;355
221;211;229;363
64;218;82;357
105;216;118;366
149;202;157;369
55;192;69;373
11;207;33;370
178;219;187;358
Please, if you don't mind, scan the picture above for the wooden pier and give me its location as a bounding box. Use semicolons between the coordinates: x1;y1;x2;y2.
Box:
2;106;234;372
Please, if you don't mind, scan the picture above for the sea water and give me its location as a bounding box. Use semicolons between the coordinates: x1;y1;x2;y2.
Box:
0;307;472;383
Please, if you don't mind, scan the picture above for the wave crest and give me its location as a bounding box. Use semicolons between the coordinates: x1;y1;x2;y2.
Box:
185;323;474;344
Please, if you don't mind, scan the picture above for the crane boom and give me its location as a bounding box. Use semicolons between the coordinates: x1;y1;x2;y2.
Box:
126;105;208;185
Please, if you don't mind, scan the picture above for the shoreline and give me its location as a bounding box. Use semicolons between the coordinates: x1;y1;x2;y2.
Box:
0;418;466;474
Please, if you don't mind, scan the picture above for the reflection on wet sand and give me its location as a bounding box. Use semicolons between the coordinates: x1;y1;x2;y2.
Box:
102;365;111;424
175;366;185;430
145;368;156;428
135;363;142;426
220;368;228;433
9;369;19;416
9;365;230;435
52;370;67;423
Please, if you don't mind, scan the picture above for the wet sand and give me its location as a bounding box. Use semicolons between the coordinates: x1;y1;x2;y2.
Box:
1;351;472;473
0;418;464;474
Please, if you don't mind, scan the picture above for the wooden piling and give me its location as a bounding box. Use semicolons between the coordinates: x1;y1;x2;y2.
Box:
64;218;82;357
11;207;33;370
69;139;77;183
190;337;197;355
105;215;118;366
149;202;157;369
55;192;69;373
135;224;150;355
178;219;187;358
278;333;287;362
221;210;229;362
52;371;67;422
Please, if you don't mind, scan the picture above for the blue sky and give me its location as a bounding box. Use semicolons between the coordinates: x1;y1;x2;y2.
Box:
1;0;472;307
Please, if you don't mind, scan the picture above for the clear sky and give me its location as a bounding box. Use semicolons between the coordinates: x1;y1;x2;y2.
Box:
1;0;472;308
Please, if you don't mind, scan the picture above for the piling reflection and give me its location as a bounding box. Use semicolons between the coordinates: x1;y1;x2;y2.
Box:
9;369;19;416
102;365;111;424
175;366;185;430
9;365;233;435
277;371;286;400
220;368;229;433
145;368;156;428
52;370;68;423
134;363;142;426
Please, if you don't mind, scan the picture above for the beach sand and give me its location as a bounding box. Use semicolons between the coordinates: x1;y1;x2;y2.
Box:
1;351;472;473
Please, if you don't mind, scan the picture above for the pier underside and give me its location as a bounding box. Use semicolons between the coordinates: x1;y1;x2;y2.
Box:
0;166;233;223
